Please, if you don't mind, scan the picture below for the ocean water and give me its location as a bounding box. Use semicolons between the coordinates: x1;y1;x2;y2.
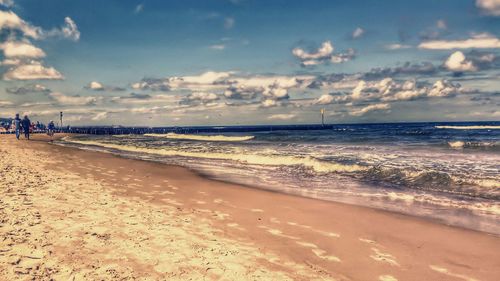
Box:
58;122;500;234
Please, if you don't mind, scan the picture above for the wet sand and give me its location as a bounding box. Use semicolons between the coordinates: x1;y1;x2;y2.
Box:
0;134;499;280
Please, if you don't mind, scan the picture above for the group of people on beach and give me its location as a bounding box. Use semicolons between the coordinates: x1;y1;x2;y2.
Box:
6;114;56;140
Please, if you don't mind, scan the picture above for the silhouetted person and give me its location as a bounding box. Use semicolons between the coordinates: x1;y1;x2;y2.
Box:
13;114;21;140
47;120;55;140
21;115;31;140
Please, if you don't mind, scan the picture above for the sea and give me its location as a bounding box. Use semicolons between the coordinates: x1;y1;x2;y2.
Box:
57;121;500;234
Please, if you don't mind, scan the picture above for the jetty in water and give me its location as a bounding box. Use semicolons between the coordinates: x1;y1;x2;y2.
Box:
63;124;335;135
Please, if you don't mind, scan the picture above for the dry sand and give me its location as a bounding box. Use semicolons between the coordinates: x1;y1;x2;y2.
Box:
0;134;499;280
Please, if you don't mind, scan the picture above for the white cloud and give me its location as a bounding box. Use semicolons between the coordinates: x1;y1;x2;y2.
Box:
0;40;45;58
0;100;14;107
443;51;477;72
321;77;463;105
91;112;108;121
186;92;219;103
350;103;391;116
86;81;104;90
428;80;461;97
210;44;225;50
262;85;289;100
44;17;80;41
293;41;333;60
0;10;41;39
261;99;278;108
0;58;21;66
351;80;367;100
418;33;500;49
224;74;314;103
316;94;335;105
476;0;500;16
85;81;125;91
133;71;234;91
385;43;412;50
293;41;355;66
352;27;365;39
183;71;232;84
61;17;80;41
0;7;79;82
0;10;79;41
224;17;235;29
268;114;296;120
6;83;50;95
134;4;144;14
3;61;63;80
50;92;99;106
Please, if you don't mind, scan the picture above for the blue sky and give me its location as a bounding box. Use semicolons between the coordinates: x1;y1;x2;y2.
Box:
0;0;499;125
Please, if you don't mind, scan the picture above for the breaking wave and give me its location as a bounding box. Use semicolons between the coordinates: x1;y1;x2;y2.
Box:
447;141;499;149
65;139;366;173
436;125;500;130
144;133;255;142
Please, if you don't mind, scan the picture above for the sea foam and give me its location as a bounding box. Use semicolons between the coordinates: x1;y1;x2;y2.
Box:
144;133;254;142
436;125;500;130
65;139;366;173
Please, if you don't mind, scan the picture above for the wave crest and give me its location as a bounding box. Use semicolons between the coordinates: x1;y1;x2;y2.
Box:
447;141;498;149
436;125;500;130
64;139;366;173
144;133;255;142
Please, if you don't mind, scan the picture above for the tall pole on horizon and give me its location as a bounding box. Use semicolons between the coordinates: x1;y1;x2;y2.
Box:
60;111;63;130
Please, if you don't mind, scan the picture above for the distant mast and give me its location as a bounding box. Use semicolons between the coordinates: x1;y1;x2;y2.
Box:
320;108;325;126
60;111;63;128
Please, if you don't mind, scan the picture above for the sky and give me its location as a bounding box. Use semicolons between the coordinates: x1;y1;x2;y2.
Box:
0;0;499;126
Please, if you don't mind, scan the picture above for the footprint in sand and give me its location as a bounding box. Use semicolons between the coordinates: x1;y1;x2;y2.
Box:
359;238;378;245
295;241;318;248
311;249;341;262
214;211;229;220
251;209;264;213
161;198;183;206
429;265;479;281
379;275;398;281
287;221;339;238
197;191;208;196
160;190;175;195
258;226;299;240
227;223;245;231
287;221;312;229
212;198;237;208
270;217;280;224
193;200;206;205
370;248;399;267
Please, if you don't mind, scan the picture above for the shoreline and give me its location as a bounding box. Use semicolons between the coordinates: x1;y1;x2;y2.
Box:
58;134;500;236
1;134;499;280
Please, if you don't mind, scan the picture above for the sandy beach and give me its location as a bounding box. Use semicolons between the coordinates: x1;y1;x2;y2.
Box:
0;134;499;281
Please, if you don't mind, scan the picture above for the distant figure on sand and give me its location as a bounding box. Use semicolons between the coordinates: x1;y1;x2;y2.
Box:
21;115;31;140
13;114;21;140
47;120;55;139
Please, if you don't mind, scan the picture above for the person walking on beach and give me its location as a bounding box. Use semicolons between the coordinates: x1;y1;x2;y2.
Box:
13;114;21;140
21;115;31;140
47;120;55;140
